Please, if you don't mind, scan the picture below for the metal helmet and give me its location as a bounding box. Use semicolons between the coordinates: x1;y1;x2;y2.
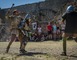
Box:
66;5;74;13
25;14;31;19
22;14;31;23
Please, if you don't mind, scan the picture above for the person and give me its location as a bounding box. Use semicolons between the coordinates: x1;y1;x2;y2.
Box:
5;9;22;53
56;23;61;40
18;15;31;53
37;25;42;41
32;21;37;33
62;5;77;55
60;22;65;38
52;22;57;40
47;22;52;40
37;25;42;35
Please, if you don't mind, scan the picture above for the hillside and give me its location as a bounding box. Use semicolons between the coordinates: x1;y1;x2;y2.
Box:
0;0;77;41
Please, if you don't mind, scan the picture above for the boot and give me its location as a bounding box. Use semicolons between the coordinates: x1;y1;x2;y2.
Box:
19;49;27;54
6;46;10;53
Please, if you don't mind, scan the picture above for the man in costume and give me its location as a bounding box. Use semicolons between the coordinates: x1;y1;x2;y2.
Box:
18;14;31;53
62;5;77;55
5;9;31;54
5;9;22;53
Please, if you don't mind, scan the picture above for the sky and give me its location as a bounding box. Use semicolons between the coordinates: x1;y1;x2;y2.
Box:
0;0;45;9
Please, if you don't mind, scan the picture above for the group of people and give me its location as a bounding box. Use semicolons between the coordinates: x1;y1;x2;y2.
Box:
4;1;77;56
31;22;44;41
46;21;65;40
27;21;65;41
5;9;31;54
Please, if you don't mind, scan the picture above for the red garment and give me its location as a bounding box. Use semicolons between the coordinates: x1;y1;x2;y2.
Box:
47;25;52;31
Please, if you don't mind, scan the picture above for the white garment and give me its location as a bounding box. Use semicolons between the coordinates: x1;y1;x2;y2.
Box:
32;22;37;30
61;24;65;30
38;27;42;33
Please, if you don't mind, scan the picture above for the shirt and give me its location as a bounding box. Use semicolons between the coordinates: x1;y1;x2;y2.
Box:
37;27;42;33
32;22;37;30
47;25;52;31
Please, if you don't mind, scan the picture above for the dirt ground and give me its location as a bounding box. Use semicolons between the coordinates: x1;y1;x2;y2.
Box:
0;40;77;60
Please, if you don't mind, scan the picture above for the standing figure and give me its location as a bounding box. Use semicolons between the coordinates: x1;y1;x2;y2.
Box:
47;22;52;40
37;25;42;41
18;14;31;53
5;9;22;53
56;23;61;40
60;22;65;38
52;22;57;40
62;5;77;55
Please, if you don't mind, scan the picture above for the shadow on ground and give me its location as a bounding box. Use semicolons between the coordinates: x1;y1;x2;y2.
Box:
17;52;47;56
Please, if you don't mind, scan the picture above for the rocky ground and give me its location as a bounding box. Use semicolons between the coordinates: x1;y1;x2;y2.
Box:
0;40;77;60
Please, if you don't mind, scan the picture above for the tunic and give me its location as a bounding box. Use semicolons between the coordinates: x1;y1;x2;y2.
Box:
6;14;22;36
62;11;77;33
